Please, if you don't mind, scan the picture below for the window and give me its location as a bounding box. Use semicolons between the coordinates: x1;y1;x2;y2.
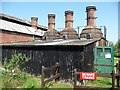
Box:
97;48;103;58
105;48;111;59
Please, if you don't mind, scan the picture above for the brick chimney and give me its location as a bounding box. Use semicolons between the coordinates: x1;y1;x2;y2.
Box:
86;6;97;26
80;5;103;39
65;10;73;29
48;14;55;32
31;17;38;29
61;10;78;39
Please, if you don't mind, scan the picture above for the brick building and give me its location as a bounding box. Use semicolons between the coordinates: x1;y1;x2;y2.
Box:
0;5;107;46
61;10;79;39
1;5;109;79
0;13;47;43
80;6;103;39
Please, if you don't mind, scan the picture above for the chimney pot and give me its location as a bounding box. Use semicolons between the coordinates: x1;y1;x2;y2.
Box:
31;17;38;29
65;10;74;29
48;14;55;32
65;10;73;16
86;5;96;11
86;5;96;26
61;10;78;39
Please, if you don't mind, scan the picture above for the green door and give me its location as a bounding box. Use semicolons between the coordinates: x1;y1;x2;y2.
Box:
94;46;114;74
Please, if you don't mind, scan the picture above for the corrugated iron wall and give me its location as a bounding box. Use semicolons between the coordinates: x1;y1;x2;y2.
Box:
2;44;94;80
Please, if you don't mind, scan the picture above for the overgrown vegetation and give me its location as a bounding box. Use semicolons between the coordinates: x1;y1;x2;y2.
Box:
109;40;120;58
3;52;30;72
1;51;119;88
1;52;31;88
1;53;72;88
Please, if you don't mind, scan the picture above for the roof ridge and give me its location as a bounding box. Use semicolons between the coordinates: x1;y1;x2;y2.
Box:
0;13;47;30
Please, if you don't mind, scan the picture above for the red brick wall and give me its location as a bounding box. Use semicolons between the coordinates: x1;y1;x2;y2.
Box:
99;38;105;46
94;39;106;46
0;31;41;43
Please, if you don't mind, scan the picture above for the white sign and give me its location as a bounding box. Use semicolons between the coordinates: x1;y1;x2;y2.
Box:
105;53;111;59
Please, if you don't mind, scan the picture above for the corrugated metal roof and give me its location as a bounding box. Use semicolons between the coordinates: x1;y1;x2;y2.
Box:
0;13;28;24
0;38;101;46
0;13;47;30
0;19;45;36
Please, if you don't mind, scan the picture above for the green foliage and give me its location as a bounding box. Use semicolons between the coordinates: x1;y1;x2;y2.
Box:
1;69;39;88
23;78;41;88
86;77;112;87
109;41;114;47
114;39;120;57
109;40;120;58
3;52;30;71
2;71;25;88
2;52;31;88
48;81;73;88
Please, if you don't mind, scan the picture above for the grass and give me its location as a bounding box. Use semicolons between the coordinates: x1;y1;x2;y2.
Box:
0;70;114;88
85;77;112;88
0;57;119;89
0;71;2;90
48;81;73;88
22;77;41;88
0;70;73;89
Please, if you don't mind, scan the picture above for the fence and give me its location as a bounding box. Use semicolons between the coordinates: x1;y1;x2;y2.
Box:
41;63;61;87
72;61;120;89
115;61;120;87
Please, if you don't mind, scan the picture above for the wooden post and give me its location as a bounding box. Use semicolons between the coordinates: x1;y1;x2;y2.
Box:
118;61;120;89
116;63;119;87
74;69;77;88
116;61;120;88
55;63;60;82
41;66;45;87
112;70;115;89
118;61;120;88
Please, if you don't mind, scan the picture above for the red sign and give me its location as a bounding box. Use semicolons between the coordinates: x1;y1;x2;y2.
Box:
80;72;96;80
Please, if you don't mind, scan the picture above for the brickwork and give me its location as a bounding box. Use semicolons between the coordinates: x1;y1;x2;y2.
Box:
61;10;78;39
31;17;38;29
99;38;105;46
86;6;96;26
65;10;73;29
0;31;41;43
80;6;103;41
48;14;55;31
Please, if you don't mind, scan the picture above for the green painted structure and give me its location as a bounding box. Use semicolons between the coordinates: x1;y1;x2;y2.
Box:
94;46;114;74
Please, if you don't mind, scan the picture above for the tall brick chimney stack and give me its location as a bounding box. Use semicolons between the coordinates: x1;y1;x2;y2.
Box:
86;6;96;26
80;5;103;39
61;10;78;39
31;17;38;29
44;13;61;40
48;14;55;32
65;10;73;29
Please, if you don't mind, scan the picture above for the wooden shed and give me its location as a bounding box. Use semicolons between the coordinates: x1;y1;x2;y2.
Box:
1;38;104;80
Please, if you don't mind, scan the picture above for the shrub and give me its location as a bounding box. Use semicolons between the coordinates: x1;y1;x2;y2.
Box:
3;52;30;72
23;78;40;88
2;53;31;88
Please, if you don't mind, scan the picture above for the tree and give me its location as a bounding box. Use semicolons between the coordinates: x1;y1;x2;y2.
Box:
109;41;115;47
114;39;120;57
